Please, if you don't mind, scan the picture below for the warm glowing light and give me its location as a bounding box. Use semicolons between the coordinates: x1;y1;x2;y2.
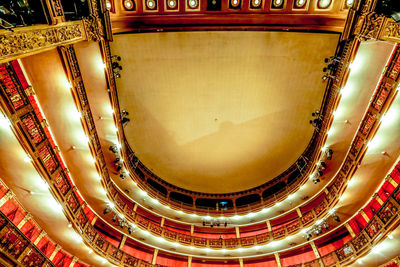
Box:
380;107;398;127
151;198;159;204
247;212;256;217
328;208;336;215
340;83;353;98
318;0;331;8
287;194;294;200
36;179;50;190
64;79;72;89
189;0;197;7
368;136;381;150
107;201;115;209
116;143;122;149
23;155;32;162
106;1;112;9
349;56;363;74
140;190;148;196
68;223;72;228
388;234;394;239
0;114;11;130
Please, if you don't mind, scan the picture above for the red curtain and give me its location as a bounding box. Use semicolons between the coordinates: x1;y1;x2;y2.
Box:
244;259;278;267
240;228;268;237
280;250;316;266
156;254;187;267
0;199;26;225
122;244;153;262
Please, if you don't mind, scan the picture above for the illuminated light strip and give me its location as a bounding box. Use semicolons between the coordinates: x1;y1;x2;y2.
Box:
15;43;394;258
5;58;400;262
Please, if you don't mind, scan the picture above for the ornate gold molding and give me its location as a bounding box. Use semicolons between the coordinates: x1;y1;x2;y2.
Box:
0;21;85;64
380;19;400;43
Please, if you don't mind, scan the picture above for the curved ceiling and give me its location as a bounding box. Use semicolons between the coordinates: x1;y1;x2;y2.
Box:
112;31;339;193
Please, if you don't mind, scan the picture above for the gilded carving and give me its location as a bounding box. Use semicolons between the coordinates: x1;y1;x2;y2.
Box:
0;22;84;63
381;20;400;42
82;16;105;42
51;0;64;17
356;13;385;40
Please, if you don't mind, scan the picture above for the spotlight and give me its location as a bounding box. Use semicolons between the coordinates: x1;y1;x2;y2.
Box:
320;161;326;169
322;222;330;229
313;178;320;184
109;145;117;153
333;215;340;222
116;164;122;171
103;207;112;214
119;220;126;228
114;72;121;78
121;117;130;126
327;149;333;160
112;215;117;222
112;62;122;70
224;221;227;227
120;174;125;179
312;111;320;117
203;221;206;226
112;55;121;61
128;226;133;234
113;158;120;163
122;110;129;117
317;170;324;177
305;233;312;241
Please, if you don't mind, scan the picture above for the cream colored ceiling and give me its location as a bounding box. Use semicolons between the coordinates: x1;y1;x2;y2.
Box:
112;31;339;193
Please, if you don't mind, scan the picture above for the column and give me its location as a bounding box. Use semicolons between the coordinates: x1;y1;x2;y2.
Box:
69;257;78;267
296;208;302;218
345;223;356;238
386;175;398;188
119;235;127;249
188;256;192;267
152;249;158;265
34;231;46;246
235;226;240;238
239;258;244;267
274;253;282;267
49;245;62;261
160;217;165;227
17;214;31;228
373;193;384;205
360;209;370;223
190;224;194;235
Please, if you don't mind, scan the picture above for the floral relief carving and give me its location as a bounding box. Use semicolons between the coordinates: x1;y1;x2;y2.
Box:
0;23;84;62
382;20;400;42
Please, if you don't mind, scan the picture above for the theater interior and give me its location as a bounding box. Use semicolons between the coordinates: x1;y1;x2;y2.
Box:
1;0;400;266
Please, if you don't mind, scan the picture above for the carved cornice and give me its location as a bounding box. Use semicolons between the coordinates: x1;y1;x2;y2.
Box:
0;22;85;64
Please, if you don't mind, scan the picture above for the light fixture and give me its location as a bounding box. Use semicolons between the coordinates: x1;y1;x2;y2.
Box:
106;0;112;10
252;0;261;7
23;155;32;162
124;0;135;10
346;0;353;7
272;0;283;7
295;0;306;7
317;0;331;8
188;0;198;8
231;0;239;7
168;0;177;8
147;0;156;9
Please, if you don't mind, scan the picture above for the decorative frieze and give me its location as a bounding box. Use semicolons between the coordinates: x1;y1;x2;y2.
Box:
0;22;85;64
